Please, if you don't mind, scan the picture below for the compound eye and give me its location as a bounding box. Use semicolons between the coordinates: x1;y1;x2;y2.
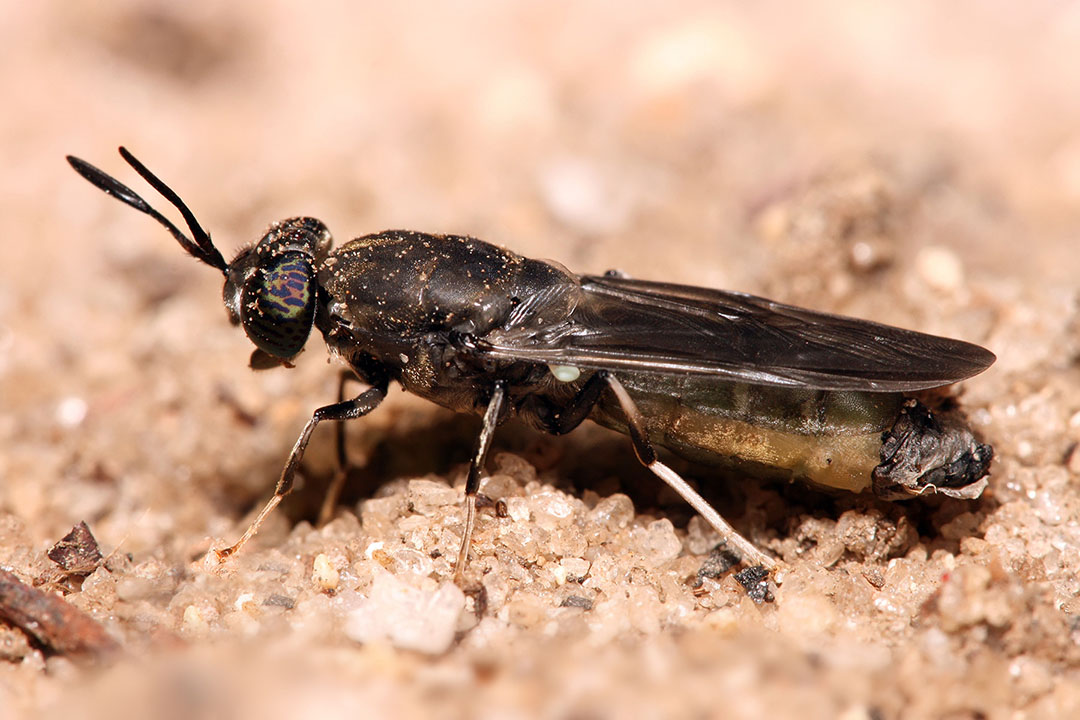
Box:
240;251;316;359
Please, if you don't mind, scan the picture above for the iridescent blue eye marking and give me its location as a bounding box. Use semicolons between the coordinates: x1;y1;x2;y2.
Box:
263;258;312;312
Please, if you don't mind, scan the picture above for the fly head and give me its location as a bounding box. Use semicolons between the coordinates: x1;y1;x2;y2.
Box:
223;217;331;360
67;148;332;363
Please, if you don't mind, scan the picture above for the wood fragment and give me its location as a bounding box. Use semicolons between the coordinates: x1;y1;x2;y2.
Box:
47;521;104;575
0;569;120;659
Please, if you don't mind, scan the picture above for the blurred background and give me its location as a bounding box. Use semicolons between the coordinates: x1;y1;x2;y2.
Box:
10;2;1080;280
3;2;1080;718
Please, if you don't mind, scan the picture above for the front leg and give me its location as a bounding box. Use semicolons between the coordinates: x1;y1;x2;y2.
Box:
211;381;388;563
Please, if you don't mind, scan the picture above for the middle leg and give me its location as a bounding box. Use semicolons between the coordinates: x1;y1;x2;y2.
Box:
453;381;507;581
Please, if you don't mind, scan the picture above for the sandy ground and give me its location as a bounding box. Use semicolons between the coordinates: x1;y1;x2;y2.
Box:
3;2;1080;718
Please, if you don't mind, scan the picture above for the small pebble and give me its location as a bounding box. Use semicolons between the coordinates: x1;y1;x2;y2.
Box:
639;519;682;567
560;595;593;611
735;566;774;604
559;557;591;580
407;479;458;516
590;494;634;530
551;564;568;585
312;553;339;592
182;605;210;635
344;568;465;655
233;593;258;614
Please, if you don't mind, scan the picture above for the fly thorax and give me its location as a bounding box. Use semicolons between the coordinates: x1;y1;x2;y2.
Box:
320;231;581;338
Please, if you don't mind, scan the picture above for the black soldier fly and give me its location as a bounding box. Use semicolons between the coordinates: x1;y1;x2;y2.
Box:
67;148;995;575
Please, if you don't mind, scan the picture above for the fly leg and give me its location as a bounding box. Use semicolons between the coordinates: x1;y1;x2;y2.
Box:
536;370;610;435
317;371;361;527
453;381;507;582
454;372;604;580
210;381;388;564
605;375;777;569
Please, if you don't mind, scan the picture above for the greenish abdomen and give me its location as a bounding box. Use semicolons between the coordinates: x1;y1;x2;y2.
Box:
590;374;903;494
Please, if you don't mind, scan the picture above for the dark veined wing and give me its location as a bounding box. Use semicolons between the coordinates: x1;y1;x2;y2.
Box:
480;275;996;392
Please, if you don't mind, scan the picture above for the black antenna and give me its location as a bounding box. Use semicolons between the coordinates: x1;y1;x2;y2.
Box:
66;148;229;274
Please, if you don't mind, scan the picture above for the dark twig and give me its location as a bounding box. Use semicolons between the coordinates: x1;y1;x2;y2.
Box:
0;569;120;659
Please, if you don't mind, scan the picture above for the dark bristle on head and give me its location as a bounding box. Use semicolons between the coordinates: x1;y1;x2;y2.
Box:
66;149;228;274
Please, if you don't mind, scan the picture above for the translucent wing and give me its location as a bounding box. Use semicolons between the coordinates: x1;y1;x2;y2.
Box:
480;275;995;392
